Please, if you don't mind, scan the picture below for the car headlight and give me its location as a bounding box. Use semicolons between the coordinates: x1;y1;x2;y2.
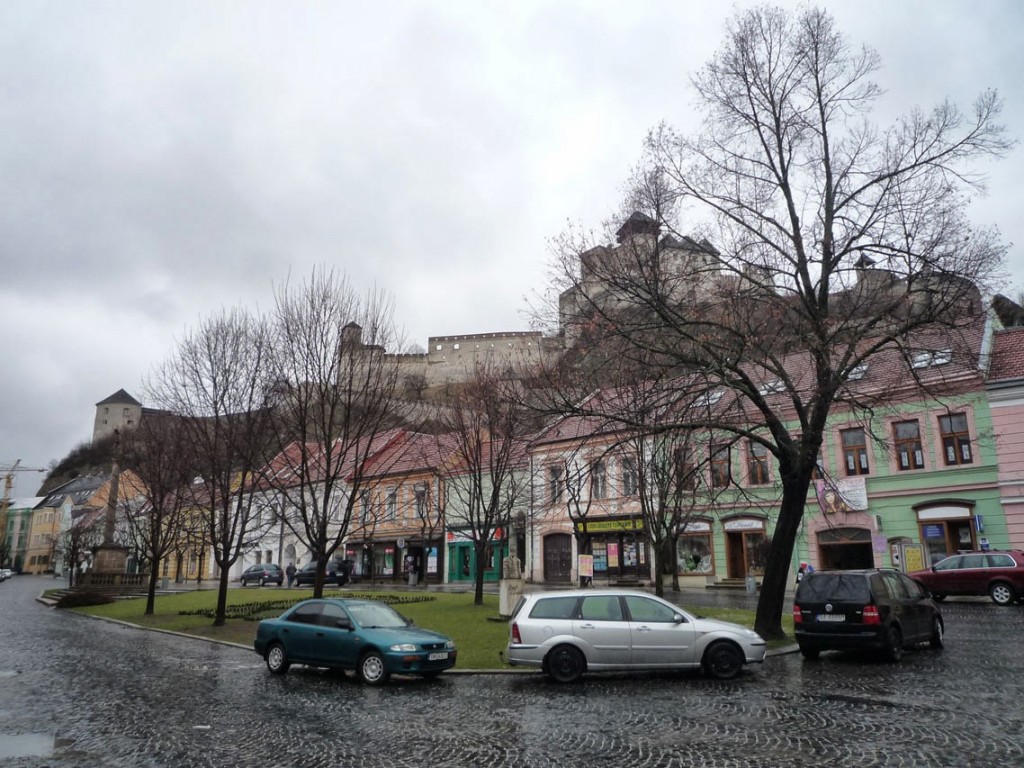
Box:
445;639;456;650
390;643;418;652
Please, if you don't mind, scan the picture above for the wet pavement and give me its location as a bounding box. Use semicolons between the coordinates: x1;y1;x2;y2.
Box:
2;574;1023;767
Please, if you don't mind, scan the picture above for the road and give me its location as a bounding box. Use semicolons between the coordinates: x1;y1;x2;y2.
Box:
1;575;1023;767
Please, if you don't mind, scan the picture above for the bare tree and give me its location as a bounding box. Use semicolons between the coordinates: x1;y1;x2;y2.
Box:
118;413;194;615
61;510;103;587
540;6;1010;639
149;307;278;626
435;365;531;605
265;269;412;598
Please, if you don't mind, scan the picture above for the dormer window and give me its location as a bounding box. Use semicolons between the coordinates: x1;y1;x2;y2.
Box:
757;380;784;395
848;363;868;381
911;349;952;369
695;390;723;407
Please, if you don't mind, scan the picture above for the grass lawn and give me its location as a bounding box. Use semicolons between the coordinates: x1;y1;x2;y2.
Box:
73;588;794;669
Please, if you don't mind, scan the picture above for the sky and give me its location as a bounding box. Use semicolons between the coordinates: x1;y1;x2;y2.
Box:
2;0;1023;499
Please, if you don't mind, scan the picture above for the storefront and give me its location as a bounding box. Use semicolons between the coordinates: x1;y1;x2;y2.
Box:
446;528;507;583
677;519;715;575
345;537;444;584
916;503;978;566
723;517;767;579
577;517;650;582
816;526;875;569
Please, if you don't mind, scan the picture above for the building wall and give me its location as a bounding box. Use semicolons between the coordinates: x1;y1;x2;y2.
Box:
988;385;1024;548
93;401;143;443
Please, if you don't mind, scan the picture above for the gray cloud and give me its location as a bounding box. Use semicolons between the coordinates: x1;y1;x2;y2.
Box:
2;0;1022;497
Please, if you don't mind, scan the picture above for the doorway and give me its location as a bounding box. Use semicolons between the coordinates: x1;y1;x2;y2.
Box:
543;533;573;583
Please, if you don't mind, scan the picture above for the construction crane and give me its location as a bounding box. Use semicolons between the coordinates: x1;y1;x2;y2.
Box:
0;460;48;568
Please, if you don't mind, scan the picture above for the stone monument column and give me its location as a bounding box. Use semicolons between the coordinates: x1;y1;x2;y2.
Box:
91;432;128;585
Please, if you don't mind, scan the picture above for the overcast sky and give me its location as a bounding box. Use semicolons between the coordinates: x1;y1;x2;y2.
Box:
2;0;1022;498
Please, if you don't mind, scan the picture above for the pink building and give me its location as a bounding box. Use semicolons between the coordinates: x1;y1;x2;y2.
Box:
987;326;1024;548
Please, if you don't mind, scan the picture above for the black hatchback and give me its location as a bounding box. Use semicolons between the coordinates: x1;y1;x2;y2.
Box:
793;568;943;662
293;560;352;588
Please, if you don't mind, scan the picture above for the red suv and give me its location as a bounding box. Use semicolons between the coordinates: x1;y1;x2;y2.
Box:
910;550;1024;606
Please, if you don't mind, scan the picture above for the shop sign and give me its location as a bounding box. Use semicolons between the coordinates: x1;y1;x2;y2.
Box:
576;518;643;533
680;521;711;533
922;524;944;540
723;518;764;532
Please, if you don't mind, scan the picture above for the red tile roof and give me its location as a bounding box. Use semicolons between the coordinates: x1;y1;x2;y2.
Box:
989;327;1024;382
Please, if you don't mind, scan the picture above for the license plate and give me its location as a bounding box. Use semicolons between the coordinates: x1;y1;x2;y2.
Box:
816;614;845;622
428;652;448;661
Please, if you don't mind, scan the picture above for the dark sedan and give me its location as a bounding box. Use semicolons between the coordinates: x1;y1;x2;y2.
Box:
254;598;457;685
910;550;1024;605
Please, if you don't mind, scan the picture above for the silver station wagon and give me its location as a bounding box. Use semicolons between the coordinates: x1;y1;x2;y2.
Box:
506;589;767;682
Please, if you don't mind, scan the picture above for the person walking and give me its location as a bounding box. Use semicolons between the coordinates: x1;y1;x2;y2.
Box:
285;562;296;588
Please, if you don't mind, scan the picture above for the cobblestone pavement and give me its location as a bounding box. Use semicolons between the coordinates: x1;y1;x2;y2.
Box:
2;575;1023;768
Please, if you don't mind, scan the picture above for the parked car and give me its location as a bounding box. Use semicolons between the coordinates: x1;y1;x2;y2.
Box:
240;563;284;587
909;550;1024;606
293;559;352;588
506;589;766;683
0;568;10;581
254;597;457;684
794;568;943;662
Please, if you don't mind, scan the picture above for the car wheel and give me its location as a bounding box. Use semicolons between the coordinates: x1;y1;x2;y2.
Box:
929;617;944;649
266;643;290;675
799;645;820;660
545;645;586;684
989;582;1015;606
703;640;744;680
358;651;391;686
885;626;903;663
240;578;247;587
930;593;946;602
258;577;266;587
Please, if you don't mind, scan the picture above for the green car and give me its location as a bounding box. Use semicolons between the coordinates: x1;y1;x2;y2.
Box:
253;598;457;685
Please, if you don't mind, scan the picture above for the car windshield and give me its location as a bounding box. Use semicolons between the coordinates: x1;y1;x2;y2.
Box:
797;574;871;602
346;602;407;629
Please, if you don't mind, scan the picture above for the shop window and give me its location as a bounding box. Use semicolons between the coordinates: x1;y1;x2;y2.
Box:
547;465;564;504
938;413;973;465
678;535;713;573
841;427;870;476
591;460;607;500
711;444;731;488
746;441;770;485
893;420;925;470
621;457;638;497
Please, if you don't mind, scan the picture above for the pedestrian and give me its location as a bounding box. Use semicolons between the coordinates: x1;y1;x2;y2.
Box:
285;562;296;588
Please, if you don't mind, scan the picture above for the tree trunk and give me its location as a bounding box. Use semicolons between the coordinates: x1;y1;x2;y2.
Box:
754;477;810;639
145;563;159;615
213;567;230;627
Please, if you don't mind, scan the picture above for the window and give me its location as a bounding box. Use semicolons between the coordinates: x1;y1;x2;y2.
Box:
414;487;427;518
893;420;925;470
746;441;770;485
711;444;731;488
548;465;563;504
841;427;870;476
678;535;712;573
847;362;868;381
674;447;697;492
621;457;638;497
590;461;607;500
912;349;952;369
757;379;784;395
938;413;973;465
695;390;723;407
386;489;397;520
359;490;372;523
530;596;579;620
623;595;679;623
580;595;624;621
